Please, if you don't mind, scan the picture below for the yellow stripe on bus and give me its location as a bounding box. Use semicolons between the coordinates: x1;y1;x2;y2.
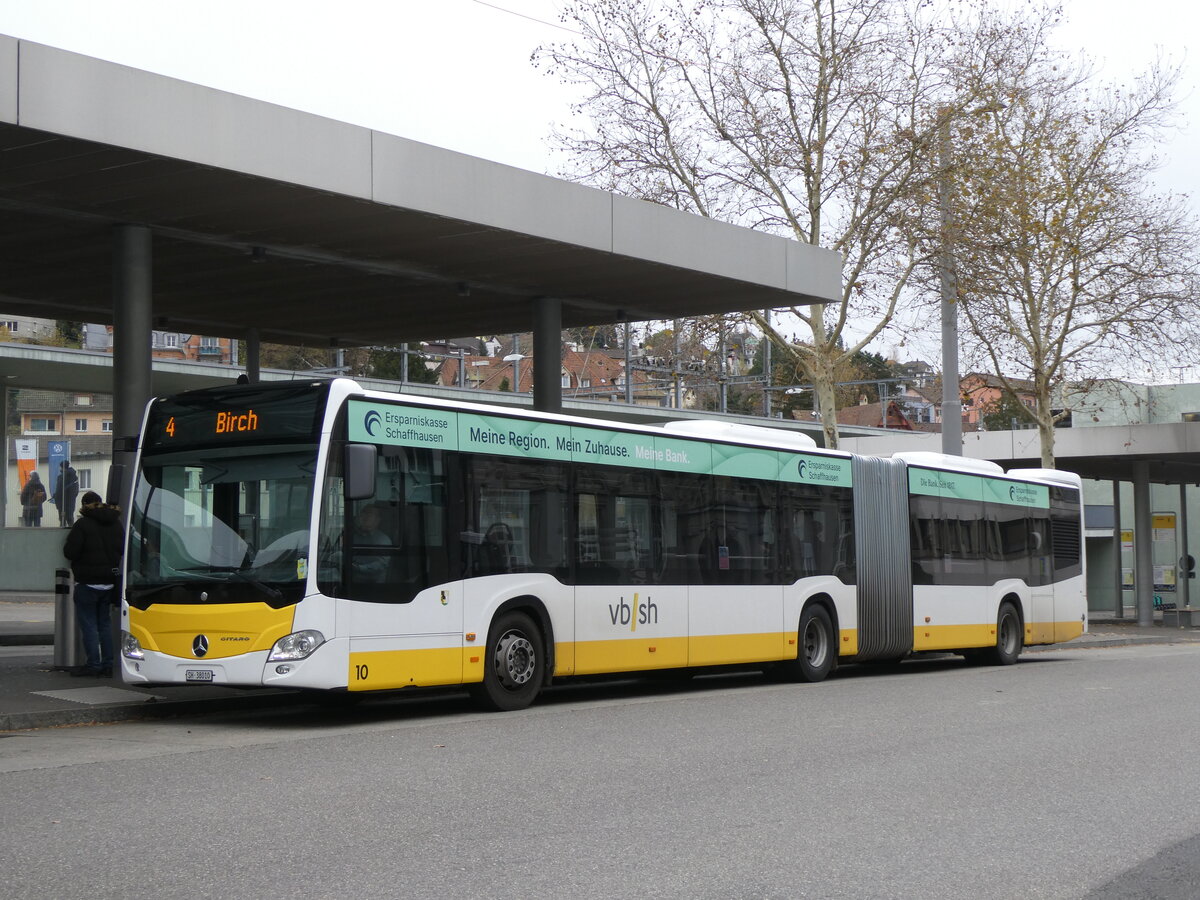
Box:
1053;620;1085;643
348;648;463;691
688;632;787;667
128;602;293;659
573;637;690;674
340;617;1086;693
911;624;994;652
569;629;864;675
911;620;1085;652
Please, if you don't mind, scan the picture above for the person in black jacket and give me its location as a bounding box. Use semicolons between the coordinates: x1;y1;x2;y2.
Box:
19;471;46;527
63;491;124;677
52;460;80;527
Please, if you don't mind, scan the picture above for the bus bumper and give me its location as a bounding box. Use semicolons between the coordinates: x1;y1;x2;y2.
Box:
120;637;349;690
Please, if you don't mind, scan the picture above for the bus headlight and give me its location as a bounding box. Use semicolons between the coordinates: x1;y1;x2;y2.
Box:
122;631;145;660
268;630;326;661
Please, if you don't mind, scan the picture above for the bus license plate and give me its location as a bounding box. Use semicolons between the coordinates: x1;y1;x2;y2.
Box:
185;669;214;683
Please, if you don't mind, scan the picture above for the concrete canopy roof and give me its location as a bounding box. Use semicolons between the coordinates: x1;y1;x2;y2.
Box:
0;36;842;349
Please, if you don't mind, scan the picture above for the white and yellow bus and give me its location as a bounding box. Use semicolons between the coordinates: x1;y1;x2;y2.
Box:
119;378;1086;710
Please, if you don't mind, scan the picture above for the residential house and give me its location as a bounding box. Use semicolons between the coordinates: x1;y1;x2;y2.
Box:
0;314;59;342
836;399;919;431
84;324;236;365
959;373;1037;429
437;345;663;404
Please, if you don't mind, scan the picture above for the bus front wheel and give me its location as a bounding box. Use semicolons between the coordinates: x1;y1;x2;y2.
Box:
471;611;544;711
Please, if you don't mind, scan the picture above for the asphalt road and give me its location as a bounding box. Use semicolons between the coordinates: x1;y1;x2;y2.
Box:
3;643;1200;900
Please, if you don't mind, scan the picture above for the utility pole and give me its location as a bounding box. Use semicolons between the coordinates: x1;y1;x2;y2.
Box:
939;110;962;455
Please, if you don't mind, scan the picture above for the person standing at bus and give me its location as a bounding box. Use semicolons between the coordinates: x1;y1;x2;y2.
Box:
63;491;124;677
19;471;46;527
53;460;80;527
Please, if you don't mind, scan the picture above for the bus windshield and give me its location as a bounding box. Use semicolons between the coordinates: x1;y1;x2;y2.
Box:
127;444;319;606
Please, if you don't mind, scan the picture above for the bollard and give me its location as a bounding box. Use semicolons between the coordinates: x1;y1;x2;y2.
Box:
52;567;85;670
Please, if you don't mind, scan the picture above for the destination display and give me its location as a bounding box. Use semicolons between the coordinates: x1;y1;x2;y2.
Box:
347;399;853;486
142;383;327;452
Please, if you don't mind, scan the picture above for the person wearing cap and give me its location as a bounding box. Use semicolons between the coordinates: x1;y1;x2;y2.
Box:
62;491;124;677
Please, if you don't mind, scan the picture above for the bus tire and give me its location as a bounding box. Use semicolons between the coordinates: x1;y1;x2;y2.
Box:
982;601;1023;666
471;610;544;711
780;604;836;683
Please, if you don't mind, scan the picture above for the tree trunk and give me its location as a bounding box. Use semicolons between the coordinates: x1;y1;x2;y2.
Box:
1036;416;1056;469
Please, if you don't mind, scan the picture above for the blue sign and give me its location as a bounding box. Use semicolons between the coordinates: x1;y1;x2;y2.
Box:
47;440;70;500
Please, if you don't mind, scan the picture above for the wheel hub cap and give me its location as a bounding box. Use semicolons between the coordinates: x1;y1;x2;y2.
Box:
495;632;535;689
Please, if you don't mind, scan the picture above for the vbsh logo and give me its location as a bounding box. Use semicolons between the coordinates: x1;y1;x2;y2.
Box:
608;594;658;631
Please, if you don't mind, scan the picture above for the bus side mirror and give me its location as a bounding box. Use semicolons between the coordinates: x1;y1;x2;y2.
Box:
344;443;377;501
105;464;126;507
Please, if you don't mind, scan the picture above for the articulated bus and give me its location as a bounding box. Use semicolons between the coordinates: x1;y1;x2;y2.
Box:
118;378;1086;710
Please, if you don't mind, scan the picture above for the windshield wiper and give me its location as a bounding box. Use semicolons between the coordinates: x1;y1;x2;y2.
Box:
228;569;283;601
155;566;282;600
127;583;180;603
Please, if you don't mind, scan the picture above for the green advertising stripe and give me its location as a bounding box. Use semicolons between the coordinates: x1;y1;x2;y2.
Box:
350;400;863;485
348;401;458;449
458;413;570;461
778;453;853;488
711;442;778;480
908;466;1048;508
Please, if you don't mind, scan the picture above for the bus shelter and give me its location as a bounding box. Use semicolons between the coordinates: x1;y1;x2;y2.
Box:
0;34;840;473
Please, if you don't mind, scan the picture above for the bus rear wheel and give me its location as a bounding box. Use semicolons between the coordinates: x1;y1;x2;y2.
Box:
981;601;1023;666
471;611;544;711
779;604;836;683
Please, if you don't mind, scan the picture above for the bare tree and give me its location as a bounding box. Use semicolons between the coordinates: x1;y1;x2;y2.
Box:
940;23;1200;466
539;0;963;447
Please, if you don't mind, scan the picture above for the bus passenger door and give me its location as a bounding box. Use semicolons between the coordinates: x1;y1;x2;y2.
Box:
687;478;785;667
573;485;688;674
1027;513;1055;645
348;582;464;691
343;446;465;690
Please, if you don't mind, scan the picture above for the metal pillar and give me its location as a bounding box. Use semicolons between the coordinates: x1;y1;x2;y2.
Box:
762;309;772;418
112;224;153;511
1133;461;1153;626
1180;483;1191;609
624;321;633;405
245;328;261;383
1113;480;1124;618
0;383;6;526
109;224;153;682
532;297;562;414
718;323;728;414
939;118;962;455
673;320;682;410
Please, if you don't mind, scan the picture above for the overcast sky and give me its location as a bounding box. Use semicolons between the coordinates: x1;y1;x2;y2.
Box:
0;0;1193;189
0;0;1194;378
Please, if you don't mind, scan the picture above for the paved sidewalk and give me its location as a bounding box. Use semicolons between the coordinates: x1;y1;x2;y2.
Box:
0;594;305;731
3;595;1200;732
